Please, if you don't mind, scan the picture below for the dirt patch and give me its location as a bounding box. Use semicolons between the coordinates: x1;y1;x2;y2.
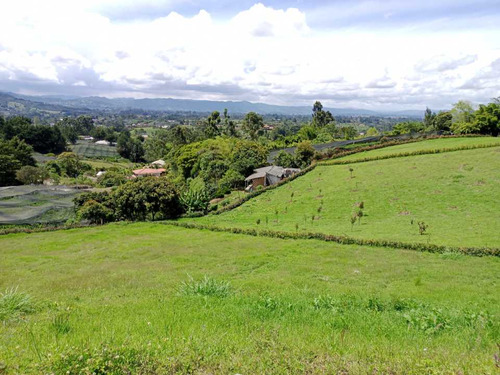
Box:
399;211;411;216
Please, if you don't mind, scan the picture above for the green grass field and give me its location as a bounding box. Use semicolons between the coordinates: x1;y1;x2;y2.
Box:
71;141;119;158
1;223;499;373
338;136;500;161
191;144;500;248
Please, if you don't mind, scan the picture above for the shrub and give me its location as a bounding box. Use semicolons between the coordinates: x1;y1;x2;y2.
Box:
15;165;49;185
178;275;231;297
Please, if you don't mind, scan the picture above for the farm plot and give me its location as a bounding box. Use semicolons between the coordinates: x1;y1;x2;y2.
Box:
71;141;119;158
0;185;85;225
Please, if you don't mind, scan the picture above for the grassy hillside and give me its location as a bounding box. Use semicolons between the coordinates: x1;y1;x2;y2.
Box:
337;136;500;161
1;223;499;373
191;144;500;248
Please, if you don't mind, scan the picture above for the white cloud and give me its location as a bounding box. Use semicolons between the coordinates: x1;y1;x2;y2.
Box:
0;1;499;109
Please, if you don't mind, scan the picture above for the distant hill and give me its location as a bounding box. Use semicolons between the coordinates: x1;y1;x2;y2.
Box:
3;92;423;118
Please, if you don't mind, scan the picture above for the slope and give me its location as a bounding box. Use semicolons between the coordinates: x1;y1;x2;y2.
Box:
1;223;499;373
189;139;500;248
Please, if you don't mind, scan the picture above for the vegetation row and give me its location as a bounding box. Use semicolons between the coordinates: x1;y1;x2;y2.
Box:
319;142;500;166
164;221;500;257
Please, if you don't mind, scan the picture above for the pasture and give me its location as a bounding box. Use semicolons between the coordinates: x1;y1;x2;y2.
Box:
191;144;500;249
1;223;499;373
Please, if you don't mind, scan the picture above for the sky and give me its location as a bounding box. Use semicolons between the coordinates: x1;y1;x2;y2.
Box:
0;0;499;110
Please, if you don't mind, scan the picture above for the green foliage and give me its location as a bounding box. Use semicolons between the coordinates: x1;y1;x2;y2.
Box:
117;131;145;162
0;287;36;321
294;140;315;168
0;137;35;186
179;275;231;297
78;200;115;225
114;177;182;221
475;101;500;136
204;111;221;138
392;121;424;135
57;152;91;178
3;116;66;153
41;345;160;375
180;186;211;214
433;111;452;131
311;101;335;128
242;111;264;140
96;170;128;187
75;177;183;222
15;166;48;185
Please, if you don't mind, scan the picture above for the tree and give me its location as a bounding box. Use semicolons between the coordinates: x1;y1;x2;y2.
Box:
114;177;182;221
294;141;315;168
16;166;48;185
57;152;89;178
298;125;318;140
424;107;436;130
312;101;335;128
433;111;452;132
223;108;237;137
204;111;221;138
475;102;500;136
219;169;245;192
366;127;379;136
451;100;475;124
0;155;21;186
242;112;264;140
274;150;296;168
230;140;268;176
78;200;114;225
117;131;145;162
337;126;357;140
0;137;35;186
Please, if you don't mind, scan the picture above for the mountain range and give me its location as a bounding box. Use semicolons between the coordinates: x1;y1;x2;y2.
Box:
1;92;423;118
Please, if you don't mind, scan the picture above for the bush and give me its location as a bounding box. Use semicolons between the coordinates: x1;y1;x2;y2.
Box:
15;166;49;185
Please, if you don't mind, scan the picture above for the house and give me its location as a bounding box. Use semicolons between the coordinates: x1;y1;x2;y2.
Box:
245;166;300;191
132;168;166;178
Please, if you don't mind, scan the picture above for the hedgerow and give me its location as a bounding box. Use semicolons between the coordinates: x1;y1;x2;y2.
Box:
319;142;500;166
163;221;500;257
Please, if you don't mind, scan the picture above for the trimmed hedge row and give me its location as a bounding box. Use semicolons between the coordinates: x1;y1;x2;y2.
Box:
164;221;500;257
0;223;92;236
316;134;489;162
319;143;500;166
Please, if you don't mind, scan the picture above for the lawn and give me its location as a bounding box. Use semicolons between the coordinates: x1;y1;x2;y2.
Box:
190;146;500;248
1;223;499;373
337;136;500;161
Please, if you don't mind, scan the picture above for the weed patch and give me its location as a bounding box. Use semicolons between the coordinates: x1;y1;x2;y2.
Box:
178;275;232;297
0;287;37;321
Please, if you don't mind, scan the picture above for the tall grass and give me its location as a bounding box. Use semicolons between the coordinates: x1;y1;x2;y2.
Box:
0;287;36;321
178;275;232;297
